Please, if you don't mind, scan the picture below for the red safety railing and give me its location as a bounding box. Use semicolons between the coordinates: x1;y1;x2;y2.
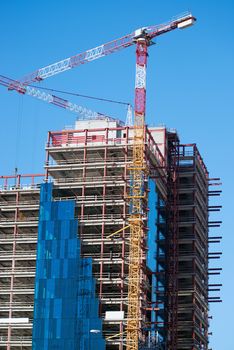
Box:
0;173;45;190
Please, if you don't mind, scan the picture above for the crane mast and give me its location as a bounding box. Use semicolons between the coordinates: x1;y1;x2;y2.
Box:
127;37;148;350
126;15;195;349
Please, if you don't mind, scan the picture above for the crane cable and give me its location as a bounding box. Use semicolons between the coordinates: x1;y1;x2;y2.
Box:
28;84;133;125
31;100;39;172
15;94;23;172
28;84;131;107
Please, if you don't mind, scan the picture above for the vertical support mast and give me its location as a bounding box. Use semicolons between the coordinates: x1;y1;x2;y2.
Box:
126;37;148;350
135;37;148;127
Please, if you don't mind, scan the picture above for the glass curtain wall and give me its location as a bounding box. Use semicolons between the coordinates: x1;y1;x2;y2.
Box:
32;183;105;350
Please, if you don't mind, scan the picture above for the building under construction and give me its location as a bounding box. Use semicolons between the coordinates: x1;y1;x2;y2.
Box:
0;11;222;350
0;118;222;350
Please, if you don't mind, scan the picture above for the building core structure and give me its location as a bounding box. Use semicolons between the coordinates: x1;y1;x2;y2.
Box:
0;118;221;350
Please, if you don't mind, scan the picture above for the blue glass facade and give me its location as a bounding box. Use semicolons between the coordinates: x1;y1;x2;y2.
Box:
147;179;157;273
147;180;157;333
146;179;166;348
32;183;105;350
155;193;167;347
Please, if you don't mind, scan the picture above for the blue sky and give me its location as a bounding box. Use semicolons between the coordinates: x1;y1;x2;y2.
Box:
0;1;233;348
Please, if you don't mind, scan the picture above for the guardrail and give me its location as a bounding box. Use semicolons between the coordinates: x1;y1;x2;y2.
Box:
0;184;41;191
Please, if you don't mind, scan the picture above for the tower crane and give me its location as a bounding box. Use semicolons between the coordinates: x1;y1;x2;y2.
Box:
1;12;196;349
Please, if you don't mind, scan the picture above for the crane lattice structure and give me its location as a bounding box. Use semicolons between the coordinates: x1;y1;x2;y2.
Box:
0;12;196;350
